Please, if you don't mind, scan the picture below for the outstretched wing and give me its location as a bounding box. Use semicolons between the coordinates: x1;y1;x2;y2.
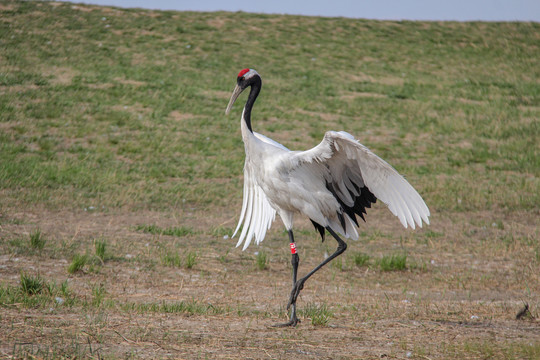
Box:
291;131;430;230
232;132;287;250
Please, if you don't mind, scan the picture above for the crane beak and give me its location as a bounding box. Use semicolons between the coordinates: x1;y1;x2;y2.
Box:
225;84;243;115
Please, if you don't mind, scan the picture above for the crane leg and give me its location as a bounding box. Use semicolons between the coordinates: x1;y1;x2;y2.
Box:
272;230;300;327
286;227;347;311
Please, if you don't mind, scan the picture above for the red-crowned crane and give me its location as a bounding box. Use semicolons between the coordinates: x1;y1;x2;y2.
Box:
225;68;430;327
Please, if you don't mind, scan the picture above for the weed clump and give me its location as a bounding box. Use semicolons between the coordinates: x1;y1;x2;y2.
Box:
68;254;89;274
185;251;198;269
255;251;268;270
94;238;107;262
377;253;407;271
20;272;44;295
301;303;333;326
29;229;46;251
136;224;195;237
92;283;107;307
353;252;371;267
162;251;198;269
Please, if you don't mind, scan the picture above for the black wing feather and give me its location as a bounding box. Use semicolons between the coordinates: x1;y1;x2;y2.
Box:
325;180;377;235
310;219;326;242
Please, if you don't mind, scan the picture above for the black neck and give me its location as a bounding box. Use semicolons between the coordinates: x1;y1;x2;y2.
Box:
243;76;261;133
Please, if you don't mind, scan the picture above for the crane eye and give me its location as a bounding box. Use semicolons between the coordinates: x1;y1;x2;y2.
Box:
240;76;245;81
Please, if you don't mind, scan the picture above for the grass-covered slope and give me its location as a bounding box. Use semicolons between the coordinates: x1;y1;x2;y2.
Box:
1;1;538;214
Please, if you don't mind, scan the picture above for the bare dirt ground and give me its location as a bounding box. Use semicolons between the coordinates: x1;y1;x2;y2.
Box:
1;206;539;359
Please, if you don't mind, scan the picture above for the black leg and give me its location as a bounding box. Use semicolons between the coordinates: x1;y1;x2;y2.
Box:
287;227;347;310
272;230;300;327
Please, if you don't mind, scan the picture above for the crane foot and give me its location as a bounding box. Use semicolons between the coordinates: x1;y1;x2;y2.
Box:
271;316;300;327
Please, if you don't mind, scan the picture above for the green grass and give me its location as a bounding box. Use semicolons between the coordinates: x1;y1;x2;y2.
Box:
67;254;89;274
331;256;344;271
12;341;97;360
20;272;44;295
122;299;227;316
136;224;196;237
2;277;225;316
377;253;408;271
0;1;537;214
455;341;540;359
0;274;76;309
162;250;198;269
94;238;107;262
59;280;70;298
255;251;268;270
212;226;234;237
185;251;198;269
162;251;182;267
300;303;333;326
91;283;107;307
6;230;48;256
29;229;46;251
352;252;371;267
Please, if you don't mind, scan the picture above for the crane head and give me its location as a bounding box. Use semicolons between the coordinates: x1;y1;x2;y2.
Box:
225;68;260;115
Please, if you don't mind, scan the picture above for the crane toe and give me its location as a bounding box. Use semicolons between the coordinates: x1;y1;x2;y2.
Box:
272;316;300;327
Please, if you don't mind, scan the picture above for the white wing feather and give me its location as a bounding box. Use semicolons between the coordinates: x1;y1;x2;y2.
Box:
232;165;277;250
232;132;284;249
292;131;430;229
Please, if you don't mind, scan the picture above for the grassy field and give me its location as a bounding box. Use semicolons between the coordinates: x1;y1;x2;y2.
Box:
1;1;539;358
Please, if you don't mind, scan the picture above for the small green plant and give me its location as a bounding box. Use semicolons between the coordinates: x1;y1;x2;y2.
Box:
255;251;267;270
302;303;333;326
94;238;107;262
92;283;106;307
424;230;444;238
68;254;88;274
218;249;230;264
29;229;46;251
60;280;70;297
211;226;233;237
20;272;44;295
353;252;371;267
8;238;25;254
136;224;195;237
331;257;344;271
162;252;182;267
185;251;198;269
378;253;407;271
44;280;56;296
123;299;226;316
493;220;504;230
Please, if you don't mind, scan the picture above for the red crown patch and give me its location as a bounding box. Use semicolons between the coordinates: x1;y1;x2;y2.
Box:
238;68;250;78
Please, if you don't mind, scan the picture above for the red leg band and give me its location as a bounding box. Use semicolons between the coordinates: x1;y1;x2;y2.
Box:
290;243;297;254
